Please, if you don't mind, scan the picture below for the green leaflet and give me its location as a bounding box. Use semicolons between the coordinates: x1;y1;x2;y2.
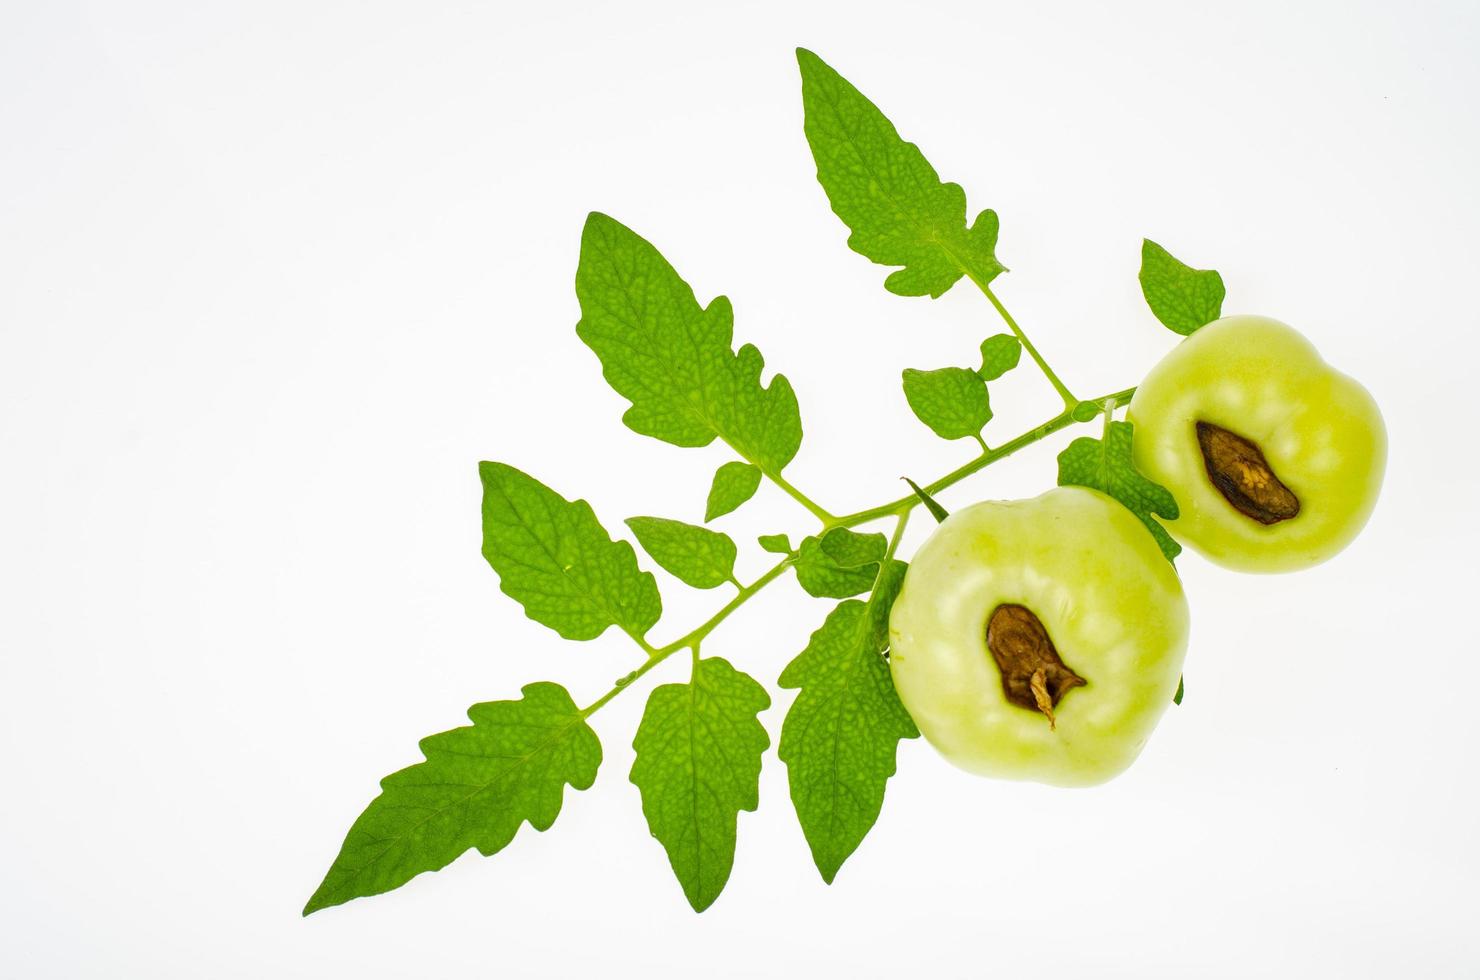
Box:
977;334;1022;381
630;657;770;912
575;213;803;476
480;462;662;641
757;533;793;555
626;517;738;590
1071;399;1107;422
869;560;909;645
902;366;991;441
1174;675;1185;705
794;527;887;598
705;461;762;522
303;683;601;915
1057;420;1182;561
1139;239;1226;335
903;478;950;523
817;527;886;567
778;561;916;883
797;48;1004;299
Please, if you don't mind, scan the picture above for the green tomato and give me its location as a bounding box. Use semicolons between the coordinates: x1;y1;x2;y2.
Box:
888;486;1190;787
1128;315;1386;573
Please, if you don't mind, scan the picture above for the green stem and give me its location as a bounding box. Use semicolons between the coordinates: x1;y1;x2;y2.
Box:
860;511;910;651
973;279;1077;408
830;385;1136;528
580;384;1141;720
766;469;835;524
663;558;791;652
880;510;909;566
580;557;792;716
581;652;668;717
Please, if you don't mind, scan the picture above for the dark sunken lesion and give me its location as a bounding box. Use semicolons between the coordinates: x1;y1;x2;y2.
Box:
985;604;1086;730
1195;421;1301;526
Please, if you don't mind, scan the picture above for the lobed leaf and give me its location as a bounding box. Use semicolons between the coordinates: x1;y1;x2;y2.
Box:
705;461;763;522
778;567;917;884
794;528;888;598
976;333;1022;381
758;533;794;555
480;462;662;641
901;366;991;441
798;48;1004;299
304;683;601;915
630;657;770;911
576;213;803;476
1139;239;1225;335
626;516;738;590
1056;420;1182;561
817;527;887;567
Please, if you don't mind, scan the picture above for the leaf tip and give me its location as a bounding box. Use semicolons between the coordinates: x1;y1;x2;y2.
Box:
581;211;632;250
301;884;333;917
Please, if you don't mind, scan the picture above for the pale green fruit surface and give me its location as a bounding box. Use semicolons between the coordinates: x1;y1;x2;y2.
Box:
888;487;1190;787
1128;315;1386;573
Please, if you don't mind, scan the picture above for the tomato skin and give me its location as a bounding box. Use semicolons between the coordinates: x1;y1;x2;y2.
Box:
888;487;1190;787
1128;315;1386;573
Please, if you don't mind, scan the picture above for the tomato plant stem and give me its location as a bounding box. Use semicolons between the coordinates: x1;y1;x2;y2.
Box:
831;385;1137;527
581;558;792;716
582;384;1136;720
974;278;1077;408
766;469;836;524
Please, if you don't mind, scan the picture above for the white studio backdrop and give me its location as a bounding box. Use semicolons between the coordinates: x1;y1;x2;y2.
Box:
3;1;1478;976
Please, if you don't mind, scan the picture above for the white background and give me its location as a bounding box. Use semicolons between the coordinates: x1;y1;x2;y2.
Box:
4;1;1478;976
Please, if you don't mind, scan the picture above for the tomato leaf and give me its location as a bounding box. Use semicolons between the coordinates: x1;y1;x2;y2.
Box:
1139;239;1225;336
778;568;918;883
817;527;887;567
304;683;600;915
793;528;887;598
1056;420;1182;561
480;462;662;641
976;334;1022;381
798;48;1004;299
630;657;770;912
625;517;738;590
576;213;803;476
902;367;992;441
705;461;762;522
1071;399;1107;422
869;559;909;646
757;533;793;555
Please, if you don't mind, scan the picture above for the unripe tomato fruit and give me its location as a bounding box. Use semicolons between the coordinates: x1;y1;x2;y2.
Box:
888;487;1190;787
1128;315;1386;573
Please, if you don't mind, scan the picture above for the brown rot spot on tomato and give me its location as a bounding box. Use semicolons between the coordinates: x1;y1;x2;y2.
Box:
985;604;1085;729
1195;421;1301;526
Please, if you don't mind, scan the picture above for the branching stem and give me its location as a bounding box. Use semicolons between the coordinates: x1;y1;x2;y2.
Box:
581;384;1137;718
830;385;1136;527
582;558;792;715
972;277;1077;408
